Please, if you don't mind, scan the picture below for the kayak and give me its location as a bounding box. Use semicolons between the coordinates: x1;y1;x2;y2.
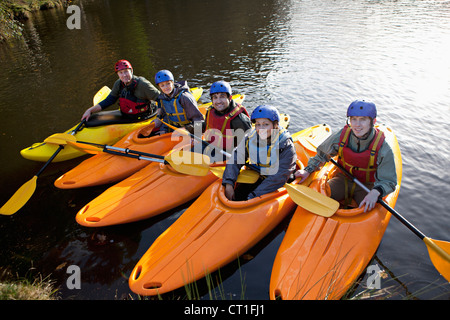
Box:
74;111;292;227
20;87;203;162
127;124;332;296
54;95;245;189
269;124;402;300
75;160;218;226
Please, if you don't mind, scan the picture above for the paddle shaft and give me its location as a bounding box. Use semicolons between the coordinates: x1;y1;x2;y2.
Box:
75;140;166;160
330;158;426;240
1;88;106;215
100;148;166;164
161;120;273;179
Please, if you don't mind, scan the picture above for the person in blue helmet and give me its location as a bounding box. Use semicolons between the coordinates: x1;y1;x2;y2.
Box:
222;105;297;201
154;69;204;134
202;80;252;161
294;100;397;212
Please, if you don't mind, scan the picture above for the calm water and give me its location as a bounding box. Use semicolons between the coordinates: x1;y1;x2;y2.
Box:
0;0;449;300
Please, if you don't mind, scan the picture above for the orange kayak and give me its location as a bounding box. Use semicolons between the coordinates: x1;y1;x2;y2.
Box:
54;95;245;189
269;124;402;300
75;160;218;226
128;124;332;296
54;123;184;189
74;110;292;227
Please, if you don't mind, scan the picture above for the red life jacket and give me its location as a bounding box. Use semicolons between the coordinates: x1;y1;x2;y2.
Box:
204;103;249;150
337;125;385;183
118;78;150;115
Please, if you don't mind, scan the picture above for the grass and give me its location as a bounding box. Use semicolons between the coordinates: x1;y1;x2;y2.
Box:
131;257;248;301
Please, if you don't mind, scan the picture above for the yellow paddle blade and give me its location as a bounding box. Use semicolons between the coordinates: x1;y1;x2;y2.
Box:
65;140;103;155
209;167;260;184
165;150;211;176
0;176;37;215
44;133;77;146
93;86;111;105
423;237;450;281
285;184;340;217
46;134;101;155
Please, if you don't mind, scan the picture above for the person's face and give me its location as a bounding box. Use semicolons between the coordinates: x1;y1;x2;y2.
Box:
117;68;133;85
254;118;276;140
349;116;375;138
158;80;174;95
211;92;231;112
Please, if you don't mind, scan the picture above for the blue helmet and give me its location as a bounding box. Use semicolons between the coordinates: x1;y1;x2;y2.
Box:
251;105;280;122
155;70;174;85
210;81;232;96
347;100;377;119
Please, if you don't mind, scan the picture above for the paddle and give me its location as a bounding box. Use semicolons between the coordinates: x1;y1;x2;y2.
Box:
208;166;260;184
329;158;450;281
0;121;85;216
45;134;258;183
52;135;211;177
162;120;342;215
92;86;111;107
285;183;340;217
0;87;110;216
160;120;231;158
160;120;268;181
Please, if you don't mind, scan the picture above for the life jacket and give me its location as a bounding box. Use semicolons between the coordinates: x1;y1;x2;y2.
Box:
158;89;190;128
204;103;249;150
337;125;385;183
245;127;291;175
118;77;151;115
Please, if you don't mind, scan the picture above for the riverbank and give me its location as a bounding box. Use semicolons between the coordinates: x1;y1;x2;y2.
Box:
0;0;65;42
0;267;58;300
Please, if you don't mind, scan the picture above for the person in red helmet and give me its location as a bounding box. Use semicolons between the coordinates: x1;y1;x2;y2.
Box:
294;100;397;212
81;59;160;121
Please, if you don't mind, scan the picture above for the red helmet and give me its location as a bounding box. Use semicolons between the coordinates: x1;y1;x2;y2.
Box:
115;59;132;72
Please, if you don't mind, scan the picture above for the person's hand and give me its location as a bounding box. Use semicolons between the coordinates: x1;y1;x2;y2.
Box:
224;184;235;201
294;169;310;183
359;189;381;212
153;118;162;128
82;105;100;121
184;123;194;134
81;108;92;121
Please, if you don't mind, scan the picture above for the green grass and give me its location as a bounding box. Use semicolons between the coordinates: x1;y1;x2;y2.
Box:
0;267;59;300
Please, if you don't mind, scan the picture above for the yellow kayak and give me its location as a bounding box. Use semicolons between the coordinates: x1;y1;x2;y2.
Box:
54;95;246;189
